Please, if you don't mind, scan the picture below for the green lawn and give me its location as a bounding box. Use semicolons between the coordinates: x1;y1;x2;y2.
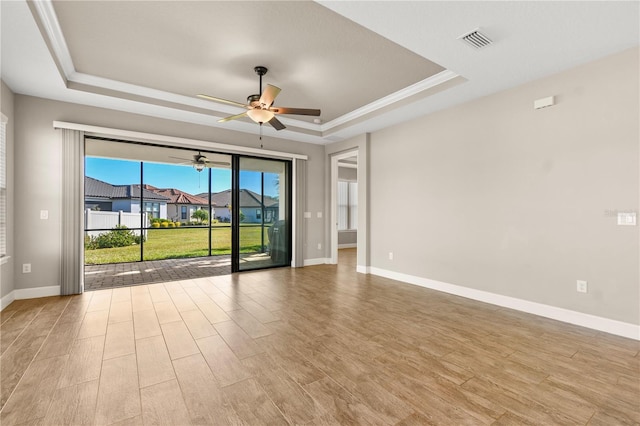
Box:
85;225;270;265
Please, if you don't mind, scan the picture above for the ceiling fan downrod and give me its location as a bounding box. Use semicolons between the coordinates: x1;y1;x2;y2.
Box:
254;66;268;100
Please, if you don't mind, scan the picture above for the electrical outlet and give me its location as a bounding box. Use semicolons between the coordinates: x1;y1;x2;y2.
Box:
40;210;49;220
22;263;31;273
317;243;322;250
388;252;393;260
576;280;588;293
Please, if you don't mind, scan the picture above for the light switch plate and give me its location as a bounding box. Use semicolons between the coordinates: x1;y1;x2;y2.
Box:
617;212;636;226
576;280;588;293
317;212;323;218
304;212;311;219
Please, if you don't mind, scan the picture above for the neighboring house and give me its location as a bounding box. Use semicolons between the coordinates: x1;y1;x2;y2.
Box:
201;189;278;223
85;177;170;218
141;185;212;223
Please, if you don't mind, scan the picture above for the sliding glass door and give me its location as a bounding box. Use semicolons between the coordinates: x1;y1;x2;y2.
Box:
233;156;291;271
85;139;291;275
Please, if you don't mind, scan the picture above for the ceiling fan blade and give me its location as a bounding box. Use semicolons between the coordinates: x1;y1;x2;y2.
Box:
168;156;193;161
268;116;286;131
205;161;231;167
259;84;281;108
218;112;248;123
271;107;321;116
197;94;249;109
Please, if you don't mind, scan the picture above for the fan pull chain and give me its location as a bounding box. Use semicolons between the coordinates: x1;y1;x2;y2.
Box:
259;122;263;148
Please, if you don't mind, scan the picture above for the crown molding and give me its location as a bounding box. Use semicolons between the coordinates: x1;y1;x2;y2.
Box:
320;69;459;132
30;0;459;144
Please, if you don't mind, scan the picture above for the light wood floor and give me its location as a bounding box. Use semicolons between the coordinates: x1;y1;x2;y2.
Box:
1;249;638;425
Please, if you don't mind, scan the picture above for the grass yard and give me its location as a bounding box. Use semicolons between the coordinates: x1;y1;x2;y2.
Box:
85;225;270;265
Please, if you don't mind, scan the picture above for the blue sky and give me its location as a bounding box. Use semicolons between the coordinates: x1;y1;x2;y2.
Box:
86;157;279;196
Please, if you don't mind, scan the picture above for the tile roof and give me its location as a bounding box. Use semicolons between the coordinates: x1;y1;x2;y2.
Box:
85;177;170;201
204;189;278;208
146;188;211;206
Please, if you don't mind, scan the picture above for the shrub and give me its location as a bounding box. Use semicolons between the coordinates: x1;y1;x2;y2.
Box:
151;222;160;228
191;209;209;223
85;225;139;249
160;221;169;228
168;222;175;228
174;222;181;227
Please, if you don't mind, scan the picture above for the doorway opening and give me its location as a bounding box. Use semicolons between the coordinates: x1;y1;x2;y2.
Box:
330;150;358;268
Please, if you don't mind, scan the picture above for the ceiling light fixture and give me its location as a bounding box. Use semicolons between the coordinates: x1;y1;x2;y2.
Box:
246;108;275;124
194;162;206;172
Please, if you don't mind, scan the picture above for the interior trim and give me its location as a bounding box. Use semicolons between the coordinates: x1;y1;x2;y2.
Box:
320;70;459;132
303;258;330;267
0;290;15;311
32;0;458;142
13;285;61;300
369;266;640;340
356;265;370;274
53;121;308;161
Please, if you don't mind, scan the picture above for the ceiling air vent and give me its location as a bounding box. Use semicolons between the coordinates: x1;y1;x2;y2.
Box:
458;29;492;49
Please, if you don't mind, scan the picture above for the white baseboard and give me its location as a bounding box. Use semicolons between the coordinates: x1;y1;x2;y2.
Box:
338;244;357;249
369;267;640;341
303;258;330;266
14;286;61;300
356;265;370;274
1;291;16;311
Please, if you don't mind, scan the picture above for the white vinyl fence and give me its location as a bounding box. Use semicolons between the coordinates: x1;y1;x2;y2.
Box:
85;209;149;237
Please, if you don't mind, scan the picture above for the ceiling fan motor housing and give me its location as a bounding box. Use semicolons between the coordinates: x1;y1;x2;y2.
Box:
247;94;261;108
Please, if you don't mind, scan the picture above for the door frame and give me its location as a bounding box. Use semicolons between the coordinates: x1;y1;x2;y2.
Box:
330;150;358;265
232;154;293;272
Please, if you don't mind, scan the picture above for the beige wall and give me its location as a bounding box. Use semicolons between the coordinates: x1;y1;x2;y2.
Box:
1;81;15;300
12;95;326;291
367;47;639;324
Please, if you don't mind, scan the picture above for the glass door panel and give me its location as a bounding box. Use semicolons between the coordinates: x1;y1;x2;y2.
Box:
84;157;142;265
237;157;291;271
210;167;232;258
142;162;209;261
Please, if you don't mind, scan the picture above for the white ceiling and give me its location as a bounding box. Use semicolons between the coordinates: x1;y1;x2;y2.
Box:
2;1;638;145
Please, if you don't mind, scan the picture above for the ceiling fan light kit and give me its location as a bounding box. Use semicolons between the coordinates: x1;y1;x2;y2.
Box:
169;151;230;172
247;108;275;123
197;66;321;132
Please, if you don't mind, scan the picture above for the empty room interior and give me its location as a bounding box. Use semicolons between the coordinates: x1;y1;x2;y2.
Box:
1;1;639;425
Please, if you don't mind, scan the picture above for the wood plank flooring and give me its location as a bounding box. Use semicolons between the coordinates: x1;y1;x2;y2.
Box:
1;249;638;425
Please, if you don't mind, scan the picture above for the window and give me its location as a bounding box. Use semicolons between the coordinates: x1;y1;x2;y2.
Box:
181;205;187;220
256;209;262;220
0;115;6;258
337;180;358;231
143;202;160;219
348;181;358;230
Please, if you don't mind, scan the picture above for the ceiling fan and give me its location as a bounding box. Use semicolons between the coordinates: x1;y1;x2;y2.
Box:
197;66;321;131
169;151;230;172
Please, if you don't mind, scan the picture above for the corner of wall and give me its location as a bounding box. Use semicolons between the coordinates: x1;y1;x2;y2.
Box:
1;80;16;303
